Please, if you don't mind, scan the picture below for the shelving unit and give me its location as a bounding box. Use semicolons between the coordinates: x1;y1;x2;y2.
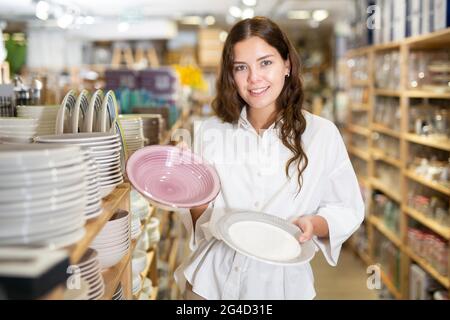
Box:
345;28;450;300
44;183;133;300
43;111;191;300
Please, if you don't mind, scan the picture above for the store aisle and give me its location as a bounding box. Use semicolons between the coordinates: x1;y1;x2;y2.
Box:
311;246;379;300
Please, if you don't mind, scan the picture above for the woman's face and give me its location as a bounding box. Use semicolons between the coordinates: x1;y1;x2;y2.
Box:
232;36;290;112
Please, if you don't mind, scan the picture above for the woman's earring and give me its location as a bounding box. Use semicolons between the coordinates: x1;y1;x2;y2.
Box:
285;72;290;78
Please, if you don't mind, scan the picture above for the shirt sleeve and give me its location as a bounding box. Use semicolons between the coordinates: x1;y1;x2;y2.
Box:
312;125;365;266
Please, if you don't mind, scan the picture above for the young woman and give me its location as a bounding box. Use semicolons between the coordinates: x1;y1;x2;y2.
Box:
174;16;364;300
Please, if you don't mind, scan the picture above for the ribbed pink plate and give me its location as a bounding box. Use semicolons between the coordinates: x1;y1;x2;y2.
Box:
126;145;220;209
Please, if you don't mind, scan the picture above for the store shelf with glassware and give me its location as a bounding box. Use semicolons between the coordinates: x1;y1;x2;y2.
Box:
344;27;450;300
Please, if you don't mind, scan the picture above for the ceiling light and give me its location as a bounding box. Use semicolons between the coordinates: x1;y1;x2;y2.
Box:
181;16;202;25
312;9;329;22
219;31;228;42
229;6;242;18
242;8;254;19
117;22;130;32
308;20;320;28
35;1;50;21
204;15;216;26
287;10;310;20
242;0;257;6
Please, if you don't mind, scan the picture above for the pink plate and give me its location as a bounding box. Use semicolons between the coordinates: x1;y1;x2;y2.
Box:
126;145;220;209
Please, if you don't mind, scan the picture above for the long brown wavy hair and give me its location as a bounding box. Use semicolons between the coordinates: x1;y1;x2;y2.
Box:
212;16;308;192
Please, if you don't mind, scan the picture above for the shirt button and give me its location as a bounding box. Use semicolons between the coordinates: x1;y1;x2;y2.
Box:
234;266;240;272
257;171;262;177
254;202;259;208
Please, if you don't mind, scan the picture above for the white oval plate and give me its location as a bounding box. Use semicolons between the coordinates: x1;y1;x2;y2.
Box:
217;211;316;266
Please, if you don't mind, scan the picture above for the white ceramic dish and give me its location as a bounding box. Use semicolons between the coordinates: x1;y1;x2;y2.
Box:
217;211;316;266
71;90;89;134
0;144;82;169
35;132;119;143
56;90;77;134
132;250;147;275
85;90;103;133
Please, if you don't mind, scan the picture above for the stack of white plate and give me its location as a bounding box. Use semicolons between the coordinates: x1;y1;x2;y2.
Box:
113;283;125;300
131;215;141;240
118;116;145;157
73;248;105;300
0;117;55;144
81;149;102;219
90;209;130;269
132;274;142;296
0;144;87;248
34;133;124;199
16;105;58;132
130;189;150;221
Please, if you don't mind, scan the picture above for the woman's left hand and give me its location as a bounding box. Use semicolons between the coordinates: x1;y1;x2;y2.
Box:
292;216;314;243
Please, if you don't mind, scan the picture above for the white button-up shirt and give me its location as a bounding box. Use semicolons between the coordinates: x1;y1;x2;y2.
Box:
174;108;365;300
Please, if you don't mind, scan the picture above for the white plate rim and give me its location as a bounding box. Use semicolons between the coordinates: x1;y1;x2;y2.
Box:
217;211;316;266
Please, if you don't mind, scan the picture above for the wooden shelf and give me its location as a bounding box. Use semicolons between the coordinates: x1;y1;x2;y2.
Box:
345;27;450;300
348;145;370;161
403;206;450;240
373;42;401;51
404;170;450;196
351;79;370;87
370;178;402;203
404;247;449;289
374;89;401;97
371;123;401;139
371;148;402;168
405;28;450;49
351;104;370;112
404;133;450;152
101;250;132;300
357;175;370;188
69;183;130;264
141;249;155;278
405;90;450;99
347;124;371;137
168;238;180;273
380;268;402;300
150;286;159;300
369;215;402;248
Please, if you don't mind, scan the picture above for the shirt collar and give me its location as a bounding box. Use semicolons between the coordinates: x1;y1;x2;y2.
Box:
238;106;279;131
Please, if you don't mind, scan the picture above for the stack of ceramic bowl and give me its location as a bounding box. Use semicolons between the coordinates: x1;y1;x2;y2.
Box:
118;116;145;157
34;133;123;199
81;149;102;219
112;283;125;300
130;189;150;221
132;273;142;296
131;215;141;240
0;144;87;248
90;210;130;269
139;278;153;300
132;249;147;276
126;145;220;211
146;217;161;245
16;105;58;130
71;248;105;300
0;117;54;144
